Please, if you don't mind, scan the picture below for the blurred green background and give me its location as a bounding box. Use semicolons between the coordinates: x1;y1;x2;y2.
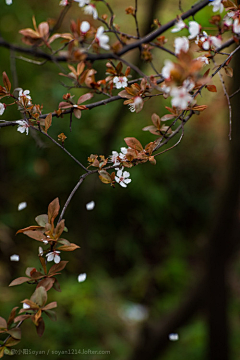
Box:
0;1;240;359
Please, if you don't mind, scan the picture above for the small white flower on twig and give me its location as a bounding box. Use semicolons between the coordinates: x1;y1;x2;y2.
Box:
171;19;185;33
188;21;200;39
15;120;29;135
6;0;12;4
84;4;98;19
115;169;131;188
0;103;5;116
80;21;90;34
46;250;61;264
74;0;90;6
170;86;193;110
95;26;110;50
162;60;175;79
208;0;224;13
18;89;32;105
174;36;189;55
113;76;128;89
23;303;30;310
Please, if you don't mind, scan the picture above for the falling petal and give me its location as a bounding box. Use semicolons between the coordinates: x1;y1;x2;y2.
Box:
18;202;27;211
86;201;95;210
10;254;19;261
78;273;87;282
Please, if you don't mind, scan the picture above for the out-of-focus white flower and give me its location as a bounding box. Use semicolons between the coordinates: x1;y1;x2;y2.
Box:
86;201;95;210
74;0;90;6
208;0;224;13
188;21;200;39
10;254;20;261
84;4;98;19
23;303;30;310
15;120;29;135
171;19;185;33
174;36;189;55
196;56;210;65
119;303;149;322
128;96;143;113
233;18;240;34
169;333;179;341
59;0;68;5
78;273;87;282
80;21;90;34
182;79;195;92
0;103;5;116
18;202;27;211
197;31;221;50
115;169;131;188
39;247;43;256
162;60;175;79
95;26;110;50
18;89;32;105
46;250;61;264
170;86;193;109
43;240;49;244
113;76;128;89
6;0;12;4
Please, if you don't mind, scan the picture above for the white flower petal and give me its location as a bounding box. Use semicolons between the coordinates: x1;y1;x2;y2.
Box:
10;254;19;261
78;273;87;282
18;202;27;211
86;201;95;210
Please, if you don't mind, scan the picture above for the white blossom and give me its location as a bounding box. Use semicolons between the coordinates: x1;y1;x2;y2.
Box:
18;202;27;211
15;120;29;135
84;4;98;20
115;169;131;188
174;36;189;55
0;103;5;116
170;86;193;110
196;56;210;65
128;96;143;113
171;19;185;33
46;250;61;264
197;31;221;50
18;89;31;103
110;150;121;166
208;0;224;13
169;333;179;341
59;0;68;5
39;247;43;256
188;21;200;39
80;21;90;34
78;273;87;282
162;60;175;79
113;76;128;89
95;26;110;50
10;254;19;261
86;201;95;210
6;0;12;4
74;0;90;6
233;18;240;34
43;239;49;245
23;303;30;310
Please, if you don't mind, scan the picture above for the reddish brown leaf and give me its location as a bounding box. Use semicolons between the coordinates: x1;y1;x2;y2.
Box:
37;278;55;291
23;230;48;242
77;92;93;104
124;137;143;151
48;261;68;275
42;301;57;311
9;277;30;286
57;243;80;251
7;307;19;327
16;225;43;235
54;219;65;239
36;317;45;337
6;328;21;340
0;317;7;329
2;72;11;92
48;198;60;224
44;113;52;132
206;84;217;92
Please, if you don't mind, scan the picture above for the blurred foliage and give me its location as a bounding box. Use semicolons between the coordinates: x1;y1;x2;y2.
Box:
0;1;239;359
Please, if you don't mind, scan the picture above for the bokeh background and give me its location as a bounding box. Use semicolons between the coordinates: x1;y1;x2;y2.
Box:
1;1;240;359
